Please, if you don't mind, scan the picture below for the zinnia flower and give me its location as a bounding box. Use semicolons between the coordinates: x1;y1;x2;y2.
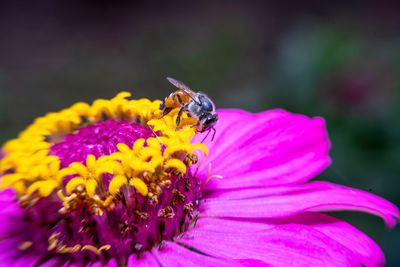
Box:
0;91;398;267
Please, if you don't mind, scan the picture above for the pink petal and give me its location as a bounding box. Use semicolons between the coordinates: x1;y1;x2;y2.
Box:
203;180;329;200
194;217;275;233
200;181;399;227
192;109;331;189
152;241;269;267
191;109;251;150
127;252;159;267
195;213;384;267
177;224;360;266
272;213;385;267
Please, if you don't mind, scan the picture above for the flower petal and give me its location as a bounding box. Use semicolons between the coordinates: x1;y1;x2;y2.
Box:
195;212;384;267
193;109;331;189
177;224;360;266
203;180;327;200
273;213;385;267
152;241;269;267
191;109;251;150
200;181;399;227
194;217;275;233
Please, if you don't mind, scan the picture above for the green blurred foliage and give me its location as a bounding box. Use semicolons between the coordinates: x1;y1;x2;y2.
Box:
0;1;399;265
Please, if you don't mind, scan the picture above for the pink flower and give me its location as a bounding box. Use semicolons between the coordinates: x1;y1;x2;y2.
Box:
0;94;398;267
155;109;398;266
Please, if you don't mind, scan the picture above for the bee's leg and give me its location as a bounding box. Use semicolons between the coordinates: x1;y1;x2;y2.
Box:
175;107;184;131
159;100;166;110
160;107;172;118
211;127;216;141
201;129;211;143
159;99;173;118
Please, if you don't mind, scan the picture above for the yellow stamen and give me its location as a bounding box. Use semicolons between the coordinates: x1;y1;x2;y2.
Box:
26;180;59;197
205;163;223;184
86;179;98;197
129;178;148;196
165;159;187;175
108;175;128;194
66;177;86;194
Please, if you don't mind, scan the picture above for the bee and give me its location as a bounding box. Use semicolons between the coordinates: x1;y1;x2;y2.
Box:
159;77;218;141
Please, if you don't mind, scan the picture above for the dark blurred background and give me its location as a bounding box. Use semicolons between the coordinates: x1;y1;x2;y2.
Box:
0;1;399;265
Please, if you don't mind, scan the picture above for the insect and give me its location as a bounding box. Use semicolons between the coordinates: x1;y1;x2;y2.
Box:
159;77;218;141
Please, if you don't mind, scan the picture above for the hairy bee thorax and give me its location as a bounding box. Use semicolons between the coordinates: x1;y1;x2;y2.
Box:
0;92;207;264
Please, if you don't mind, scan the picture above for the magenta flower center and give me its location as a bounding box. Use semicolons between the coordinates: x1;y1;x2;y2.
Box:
50;120;156;168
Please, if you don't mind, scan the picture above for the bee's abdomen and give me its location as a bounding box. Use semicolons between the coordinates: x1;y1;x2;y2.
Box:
164;90;189;108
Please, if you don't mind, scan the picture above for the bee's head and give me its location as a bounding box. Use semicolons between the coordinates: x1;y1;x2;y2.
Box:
199;113;218;132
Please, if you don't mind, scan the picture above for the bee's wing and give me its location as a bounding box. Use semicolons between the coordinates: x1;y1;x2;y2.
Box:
166;77;197;99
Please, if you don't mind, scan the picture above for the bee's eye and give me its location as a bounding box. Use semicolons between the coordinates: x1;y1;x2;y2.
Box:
198;95;214;111
203;115;218;126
